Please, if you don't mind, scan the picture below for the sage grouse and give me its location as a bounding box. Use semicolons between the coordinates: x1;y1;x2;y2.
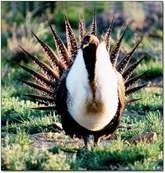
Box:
20;14;146;148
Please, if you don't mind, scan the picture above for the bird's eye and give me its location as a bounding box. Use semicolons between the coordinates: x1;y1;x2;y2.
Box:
82;36;91;49
83;36;90;44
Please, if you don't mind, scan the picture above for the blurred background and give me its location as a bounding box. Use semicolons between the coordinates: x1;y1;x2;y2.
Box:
1;1;163;87
2;1;163;61
1;1;163;97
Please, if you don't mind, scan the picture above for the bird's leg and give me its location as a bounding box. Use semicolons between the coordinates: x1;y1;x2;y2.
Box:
83;136;90;149
94;136;101;147
83;135;93;150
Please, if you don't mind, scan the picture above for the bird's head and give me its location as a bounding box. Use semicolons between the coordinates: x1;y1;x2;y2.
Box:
81;35;99;50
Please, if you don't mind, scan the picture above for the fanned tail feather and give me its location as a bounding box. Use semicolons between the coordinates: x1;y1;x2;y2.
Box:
105;16;114;50
20;80;54;96
126;98;142;104
125;83;148;95
125;72;145;88
122;56;145;80
19;46;60;80
50;25;71;65
64;16;78;60
19;64;55;87
32;32;67;71
90;10;97;35
110;24;128;65
116;38;143;73
25;94;55;103
32;106;56;110
79;17;85;43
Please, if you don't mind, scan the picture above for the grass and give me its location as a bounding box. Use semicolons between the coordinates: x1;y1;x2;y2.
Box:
2;50;163;171
134;59;163;80
1;35;163;169
74;140;162;170
1;61;163;170
2;137;70;170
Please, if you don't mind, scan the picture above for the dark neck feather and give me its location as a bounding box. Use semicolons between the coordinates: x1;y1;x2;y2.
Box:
83;44;97;99
83;44;97;83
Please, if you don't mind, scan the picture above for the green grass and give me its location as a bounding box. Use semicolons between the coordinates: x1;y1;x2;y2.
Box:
74;140;162;170
2;136;70;170
1;48;163;171
1;50;163;170
134;59;163;80
1;79;163;170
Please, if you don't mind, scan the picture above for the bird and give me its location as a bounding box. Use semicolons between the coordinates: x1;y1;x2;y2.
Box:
19;12;147;148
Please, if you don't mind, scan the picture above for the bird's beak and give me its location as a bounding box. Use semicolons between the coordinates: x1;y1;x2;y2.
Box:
82;36;94;49
82;43;89;49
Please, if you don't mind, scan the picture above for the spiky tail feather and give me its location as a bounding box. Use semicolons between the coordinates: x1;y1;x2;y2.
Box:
90;9;97;35
79;17;85;43
105;16;114;51
20;13;147;110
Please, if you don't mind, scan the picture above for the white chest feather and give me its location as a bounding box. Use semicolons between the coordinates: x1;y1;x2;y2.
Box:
66;42;118;131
